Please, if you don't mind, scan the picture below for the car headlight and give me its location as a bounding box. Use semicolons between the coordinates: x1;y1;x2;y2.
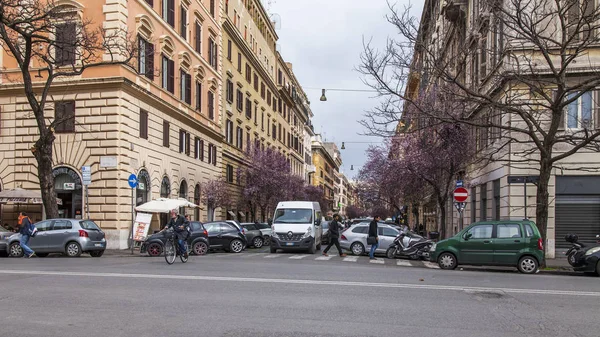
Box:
585;247;600;256
430;243;437;251
301;226;312;239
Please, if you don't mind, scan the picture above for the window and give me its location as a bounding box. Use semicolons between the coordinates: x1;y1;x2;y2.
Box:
180;70;191;104
272;124;276;139
179;129;190;154
524;224;535;237
180;5;187;39
162;0;175;27
54;101;75;133
208;144;214;164
273;97;277;112
471;186;477;223
195;81;202;111
236;126;243;149
237;53;242;72
139;109;148;139
194;22;202;54
236;89;243;111
208;91;215;120
497;224;522;238
227;40;232;61
55;23;76;66
352;226;368;234
245;98;252;119
246;132;250;151
226;79;234;103
493;179;500;220
196;138;204;160
53;220;72;230
254;73;259;91
480;183;487;220
208;38;217;69
261;111;264;130
225;120;234;144
145;0;154;5
138;36;154;80
161;54;175;94
466;224;493;239
261;83;265;99
210;0;215;17
163;120;170;147
278;123;282;141
479;26;488;80
245;64;251;82
566;91;593;129
381;227;398;237
278;69;282;85
194;137;201;159
267;91;271;105
226;164;234;183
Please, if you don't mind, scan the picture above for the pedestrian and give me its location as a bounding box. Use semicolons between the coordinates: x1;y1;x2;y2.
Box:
368;215;381;260
18;212;36;258
322;213;347;257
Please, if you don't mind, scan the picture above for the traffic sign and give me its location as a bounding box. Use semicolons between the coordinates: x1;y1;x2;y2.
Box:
82;166;91;186
453;187;469;202
128;174;138;188
456;180;464;188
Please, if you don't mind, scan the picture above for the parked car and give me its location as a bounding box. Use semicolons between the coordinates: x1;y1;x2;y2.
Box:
249;222;272;240
321;221;331;244
203;221;247;253
339;223;400;256
0;226;14;257
430;220;546;274
6;219;106;257
141;221;210;257
240;223;265;248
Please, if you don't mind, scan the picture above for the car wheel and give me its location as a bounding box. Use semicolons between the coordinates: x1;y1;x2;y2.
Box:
253;237;264;248
517;256;539;274
90;250;104;258
351;242;365;256
65;242;82;257
438;252;458;270
270;246;277;253
36;253;49;258
147;242;162;257
9;242;24;257
230;239;244;253
263;235;270;246
386;247;397;259
193;241;208;255
567;252;577;266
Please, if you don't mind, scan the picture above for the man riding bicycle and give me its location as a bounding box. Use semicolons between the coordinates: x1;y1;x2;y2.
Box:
162;208;189;258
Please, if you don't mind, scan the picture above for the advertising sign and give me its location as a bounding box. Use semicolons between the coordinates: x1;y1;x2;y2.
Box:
132;212;152;242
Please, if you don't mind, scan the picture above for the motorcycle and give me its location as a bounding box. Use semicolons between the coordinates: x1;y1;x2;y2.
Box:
386;229;433;260
564;234;586;266
564;233;600;276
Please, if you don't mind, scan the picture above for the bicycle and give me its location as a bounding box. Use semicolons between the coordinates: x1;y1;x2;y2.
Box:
164;229;189;265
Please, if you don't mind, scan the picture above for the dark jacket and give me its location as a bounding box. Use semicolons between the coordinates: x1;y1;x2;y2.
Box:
164;215;189;239
368;220;378;238
19;217;33;236
329;220;341;239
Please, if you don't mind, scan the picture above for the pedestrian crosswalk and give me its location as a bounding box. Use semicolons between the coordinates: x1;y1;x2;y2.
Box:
209;252;438;269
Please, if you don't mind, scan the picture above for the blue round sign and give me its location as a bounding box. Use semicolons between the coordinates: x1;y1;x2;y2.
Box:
128;174;138;188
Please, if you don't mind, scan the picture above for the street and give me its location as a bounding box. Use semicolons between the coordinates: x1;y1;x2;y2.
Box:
1;252;599;337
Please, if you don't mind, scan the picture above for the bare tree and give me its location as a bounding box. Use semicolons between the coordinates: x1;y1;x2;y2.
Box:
360;0;600;242
0;0;136;219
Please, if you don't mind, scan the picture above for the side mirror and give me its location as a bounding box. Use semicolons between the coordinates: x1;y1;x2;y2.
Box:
463;232;472;240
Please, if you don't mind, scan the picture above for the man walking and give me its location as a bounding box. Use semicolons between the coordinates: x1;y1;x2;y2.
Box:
322;214;347;257
368;215;380;260
19;212;36;258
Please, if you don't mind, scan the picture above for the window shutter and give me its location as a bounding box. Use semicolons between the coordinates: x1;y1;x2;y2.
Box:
146;0;154;5
146;42;154;80
196;81;201;111
180;6;187;39
168;0;175;26
163;121;170;147
212;145;217;165
200;140;204;161
195;22;201;53
185;73;192;105
168;59;175;93
186;132;191;155
194;137;199;159
140;109;148;139
208;92;214;119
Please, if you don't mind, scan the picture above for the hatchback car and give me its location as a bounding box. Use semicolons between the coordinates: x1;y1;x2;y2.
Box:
0;226;15;256
141;221;210;257
240;223;265;248
203;221;247;253
339;222;400;256
430;220;545;274
6;219;106;257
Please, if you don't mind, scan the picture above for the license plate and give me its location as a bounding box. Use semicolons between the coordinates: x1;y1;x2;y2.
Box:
94;243;103;247
286;242;294;246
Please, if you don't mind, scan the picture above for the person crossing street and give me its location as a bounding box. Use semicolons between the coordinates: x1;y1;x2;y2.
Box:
322;214;347;257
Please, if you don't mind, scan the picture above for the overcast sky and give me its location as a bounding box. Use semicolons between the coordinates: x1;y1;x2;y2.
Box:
267;0;404;180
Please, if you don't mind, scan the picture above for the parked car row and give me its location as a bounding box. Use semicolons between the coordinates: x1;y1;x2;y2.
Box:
1;219;106;257
141;221;271;257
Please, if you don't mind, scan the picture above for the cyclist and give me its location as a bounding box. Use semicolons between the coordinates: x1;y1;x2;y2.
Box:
162;208;189;258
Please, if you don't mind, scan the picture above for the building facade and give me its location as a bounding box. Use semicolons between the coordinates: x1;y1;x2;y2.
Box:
0;0;223;248
311;135;339;214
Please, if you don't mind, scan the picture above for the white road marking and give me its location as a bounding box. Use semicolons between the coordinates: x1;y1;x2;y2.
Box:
396;260;413;267
369;259;385;264
343;256;359;262
264;254;281;258
423;262;440;269
0;269;595;297
315;256;333;261
289;255;309;260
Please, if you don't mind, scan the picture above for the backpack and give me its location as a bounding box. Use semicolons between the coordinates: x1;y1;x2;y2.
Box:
28;223;38;237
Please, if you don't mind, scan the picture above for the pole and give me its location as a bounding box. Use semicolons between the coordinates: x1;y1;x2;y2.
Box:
130;187;134;254
524;180;527;219
85;185;90;219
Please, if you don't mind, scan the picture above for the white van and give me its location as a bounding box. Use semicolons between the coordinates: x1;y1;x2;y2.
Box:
270;201;323;254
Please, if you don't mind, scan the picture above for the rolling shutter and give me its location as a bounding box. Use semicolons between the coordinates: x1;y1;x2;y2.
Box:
555;196;600;250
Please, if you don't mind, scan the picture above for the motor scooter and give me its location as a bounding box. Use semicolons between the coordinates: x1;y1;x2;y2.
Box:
386;229;433;260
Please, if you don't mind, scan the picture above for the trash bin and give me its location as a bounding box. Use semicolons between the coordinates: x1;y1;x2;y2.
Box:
428;231;440;241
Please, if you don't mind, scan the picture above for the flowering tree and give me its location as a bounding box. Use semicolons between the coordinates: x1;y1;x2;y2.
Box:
200;178;232;221
345;205;365;219
300;184;330;215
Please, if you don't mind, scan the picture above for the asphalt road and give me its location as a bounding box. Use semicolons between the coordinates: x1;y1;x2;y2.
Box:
1;251;599;337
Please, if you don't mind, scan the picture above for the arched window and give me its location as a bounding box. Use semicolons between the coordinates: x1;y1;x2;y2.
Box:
136;169;151;206
160;176;170;198
179;180;188;215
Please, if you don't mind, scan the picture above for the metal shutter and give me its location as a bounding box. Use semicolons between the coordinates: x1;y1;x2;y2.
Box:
555;196;600;250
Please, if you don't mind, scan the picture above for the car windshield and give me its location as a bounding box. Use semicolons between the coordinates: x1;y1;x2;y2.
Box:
79;220;101;230
274;209;313;224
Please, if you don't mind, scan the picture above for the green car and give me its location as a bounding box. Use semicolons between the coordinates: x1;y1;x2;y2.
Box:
430;220;545;274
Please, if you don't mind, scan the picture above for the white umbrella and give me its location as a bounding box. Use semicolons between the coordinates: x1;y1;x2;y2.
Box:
135;198;199;213
0;188;62;205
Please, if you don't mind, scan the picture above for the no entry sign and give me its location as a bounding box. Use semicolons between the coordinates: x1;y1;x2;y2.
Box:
453;187;469;202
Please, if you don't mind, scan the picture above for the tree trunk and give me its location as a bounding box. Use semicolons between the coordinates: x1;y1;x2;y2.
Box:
437;196;447;239
535;157;552;244
33;129;59;219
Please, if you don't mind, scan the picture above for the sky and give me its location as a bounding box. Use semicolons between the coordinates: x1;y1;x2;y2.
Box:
266;0;404;180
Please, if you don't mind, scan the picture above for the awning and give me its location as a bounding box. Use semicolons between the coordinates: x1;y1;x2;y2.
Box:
227;211;236;217
237;211;245;218
0;188;62;205
135;198;199;213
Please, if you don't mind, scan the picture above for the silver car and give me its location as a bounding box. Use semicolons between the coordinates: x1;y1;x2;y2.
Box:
340;222;400;256
6;219;106;257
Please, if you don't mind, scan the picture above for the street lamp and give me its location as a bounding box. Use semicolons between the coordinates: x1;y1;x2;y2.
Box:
320;89;327;101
